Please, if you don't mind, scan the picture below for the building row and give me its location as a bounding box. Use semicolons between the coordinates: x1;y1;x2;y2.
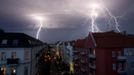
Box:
0;31;48;75
59;31;134;75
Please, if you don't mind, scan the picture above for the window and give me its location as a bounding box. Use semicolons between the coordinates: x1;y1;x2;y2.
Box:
90;49;95;55
113;64;116;71
118;51;121;56
127;50;134;56
24;49;30;61
131;62;134;68
112;51;116;57
11;52;16;59
24;66;28;75
0;65;6;75
118;62;126;71
0;52;6;60
13;40;18;45
11;66;16;75
1;40;7;45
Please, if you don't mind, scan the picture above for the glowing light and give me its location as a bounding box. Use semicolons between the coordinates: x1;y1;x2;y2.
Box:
90;10;99;18
13;69;16;73
34;16;44;21
90;3;100;9
70;62;74;73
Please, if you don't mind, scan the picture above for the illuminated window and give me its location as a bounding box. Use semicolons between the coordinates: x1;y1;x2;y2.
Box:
11;52;16;59
11;66;16;75
0;65;6;75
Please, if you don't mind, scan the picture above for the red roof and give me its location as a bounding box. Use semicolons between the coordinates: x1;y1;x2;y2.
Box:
92;31;134;48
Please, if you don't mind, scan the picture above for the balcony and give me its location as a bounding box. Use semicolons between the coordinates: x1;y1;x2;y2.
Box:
81;68;87;72
117;56;126;61
89;54;96;59
80;59;87;64
7;58;19;64
117;69;127;74
89;64;96;69
74;56;79;61
73;51;79;53
80;52;86;55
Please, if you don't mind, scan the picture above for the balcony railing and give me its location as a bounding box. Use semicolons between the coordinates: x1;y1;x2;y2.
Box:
0;60;6;64
89;64;96;69
81;68;87;72
80;52;86;55
74;56;79;60
80;59;87;64
89;54;96;59
117;69;127;74
73;51;79;54
117;56;126;61
7;58;19;64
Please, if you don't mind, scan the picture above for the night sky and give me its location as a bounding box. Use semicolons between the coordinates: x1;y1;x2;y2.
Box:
0;0;134;43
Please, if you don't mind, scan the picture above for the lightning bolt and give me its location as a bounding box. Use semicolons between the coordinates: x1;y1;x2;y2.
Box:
36;20;43;39
89;3;101;32
88;0;121;32
102;3;120;32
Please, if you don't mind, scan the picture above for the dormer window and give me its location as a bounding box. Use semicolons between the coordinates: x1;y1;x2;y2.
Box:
13;40;18;45
1;39;7;45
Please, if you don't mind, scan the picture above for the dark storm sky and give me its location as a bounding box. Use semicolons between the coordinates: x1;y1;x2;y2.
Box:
0;0;134;43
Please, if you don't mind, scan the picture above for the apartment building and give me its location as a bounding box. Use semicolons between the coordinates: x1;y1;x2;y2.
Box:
88;31;134;75
0;32;46;75
73;31;134;75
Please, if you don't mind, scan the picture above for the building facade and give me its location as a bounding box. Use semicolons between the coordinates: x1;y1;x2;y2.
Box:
73;31;134;75
0;32;46;75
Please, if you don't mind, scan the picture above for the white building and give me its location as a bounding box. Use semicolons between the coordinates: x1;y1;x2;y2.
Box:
0;32;46;75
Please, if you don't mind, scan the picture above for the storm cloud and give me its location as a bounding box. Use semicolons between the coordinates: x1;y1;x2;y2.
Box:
0;0;134;43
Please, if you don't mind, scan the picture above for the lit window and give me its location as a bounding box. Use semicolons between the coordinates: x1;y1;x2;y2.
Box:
1;40;7;45
11;52;16;59
113;64;116;71
11;66;16;75
0;65;6;75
